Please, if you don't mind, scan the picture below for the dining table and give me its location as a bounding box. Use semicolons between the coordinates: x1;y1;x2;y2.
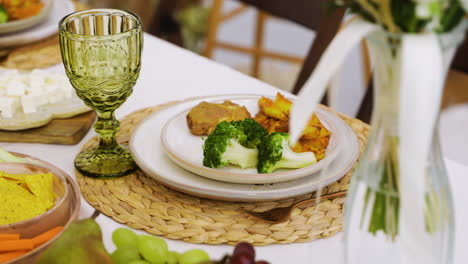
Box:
1;33;468;264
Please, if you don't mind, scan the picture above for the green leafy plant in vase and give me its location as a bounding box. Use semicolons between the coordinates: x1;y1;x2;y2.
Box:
325;0;468;263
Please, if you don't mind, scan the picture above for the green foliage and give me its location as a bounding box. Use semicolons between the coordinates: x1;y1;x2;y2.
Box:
0;5;8;23
176;5;210;52
391;0;428;33
348;1;377;24
344;0;465;33
438;0;465;32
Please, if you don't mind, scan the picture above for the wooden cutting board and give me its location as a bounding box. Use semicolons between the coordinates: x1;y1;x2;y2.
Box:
0;111;96;145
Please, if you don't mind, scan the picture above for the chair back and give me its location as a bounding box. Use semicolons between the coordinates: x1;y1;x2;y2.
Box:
237;0;333;31
452;33;468;73
237;0;346;95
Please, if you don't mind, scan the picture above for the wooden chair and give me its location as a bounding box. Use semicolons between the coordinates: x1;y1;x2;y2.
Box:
442;34;468;109
148;0;200;46
204;0;347;94
149;0;374;122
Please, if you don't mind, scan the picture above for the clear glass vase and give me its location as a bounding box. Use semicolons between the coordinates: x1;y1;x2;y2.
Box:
343;28;463;264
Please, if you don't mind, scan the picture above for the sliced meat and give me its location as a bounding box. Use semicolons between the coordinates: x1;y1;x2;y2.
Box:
186;101;251;136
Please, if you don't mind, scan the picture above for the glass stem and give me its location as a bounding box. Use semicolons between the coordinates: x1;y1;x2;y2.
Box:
94;110;119;150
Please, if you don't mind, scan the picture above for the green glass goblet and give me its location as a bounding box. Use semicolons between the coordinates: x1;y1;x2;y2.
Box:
59;9;143;178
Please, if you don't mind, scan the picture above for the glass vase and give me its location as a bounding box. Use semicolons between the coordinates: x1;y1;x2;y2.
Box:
343;27;464;264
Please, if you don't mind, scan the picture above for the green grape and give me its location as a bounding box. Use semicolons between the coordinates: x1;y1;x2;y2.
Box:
179;249;210;264
112;228;138;248
111;245;140;264
168;251;181;264
137;235;169;264
128;260;150;264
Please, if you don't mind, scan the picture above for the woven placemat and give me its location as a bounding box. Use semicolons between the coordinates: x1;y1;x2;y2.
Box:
76;100;369;245
0;2;88;70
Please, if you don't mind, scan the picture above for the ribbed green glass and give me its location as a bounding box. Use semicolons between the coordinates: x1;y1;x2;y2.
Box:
59;9;143;178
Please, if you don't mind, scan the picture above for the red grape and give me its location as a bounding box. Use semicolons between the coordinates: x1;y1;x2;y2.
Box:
233;242;255;260
230;253;255;264
255;261;270;264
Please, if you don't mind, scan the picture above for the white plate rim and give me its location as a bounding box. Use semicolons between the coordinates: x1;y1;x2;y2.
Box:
130;94;360;202
0;0;53;34
160;96;341;184
0;0;75;47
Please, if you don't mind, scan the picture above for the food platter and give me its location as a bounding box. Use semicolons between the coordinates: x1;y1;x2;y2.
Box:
0;97;90;130
0;0;53;34
130;94;360;202
0;0;74;47
161;97;341;184
0;68;91;130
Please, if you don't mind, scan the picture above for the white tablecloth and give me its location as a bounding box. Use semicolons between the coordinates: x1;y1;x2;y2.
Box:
2;34;467;263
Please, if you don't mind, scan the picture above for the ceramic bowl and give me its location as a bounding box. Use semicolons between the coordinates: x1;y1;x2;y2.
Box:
0;0;54;34
0;153;80;264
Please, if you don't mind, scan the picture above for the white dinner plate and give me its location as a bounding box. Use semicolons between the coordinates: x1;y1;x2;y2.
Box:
161;96;341;184
0;0;74;47
130;94;360;202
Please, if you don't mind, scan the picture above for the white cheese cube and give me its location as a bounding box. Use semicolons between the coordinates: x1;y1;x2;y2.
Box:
0;97;20;118
59;80;74;98
0;81;7;91
1;69;20;80
28;87;46;96
28;75;45;90
48;93;63;104
0;73;11;85
21;95;37;113
31;69;44;75
6;79;26;96
0;70;76;116
63;87;73;99
35;94;49;107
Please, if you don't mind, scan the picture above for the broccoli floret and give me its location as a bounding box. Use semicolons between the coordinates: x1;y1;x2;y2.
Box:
230;118;268;148
203;119;267;169
257;132;316;173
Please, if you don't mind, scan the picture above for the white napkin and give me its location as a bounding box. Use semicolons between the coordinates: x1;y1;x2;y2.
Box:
289;20;377;144
398;33;444;264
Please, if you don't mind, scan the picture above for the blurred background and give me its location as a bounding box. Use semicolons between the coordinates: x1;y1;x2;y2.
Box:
79;0;468;166
78;0;365;116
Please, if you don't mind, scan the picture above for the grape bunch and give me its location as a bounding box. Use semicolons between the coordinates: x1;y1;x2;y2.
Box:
111;228;210;264
215;242;270;264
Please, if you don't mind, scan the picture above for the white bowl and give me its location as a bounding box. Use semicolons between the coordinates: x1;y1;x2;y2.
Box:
0;0;53;34
0;152;81;264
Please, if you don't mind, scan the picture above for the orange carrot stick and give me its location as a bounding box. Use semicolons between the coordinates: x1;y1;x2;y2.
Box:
0;250;28;263
0;239;33;252
0;234;20;241
32;226;63;247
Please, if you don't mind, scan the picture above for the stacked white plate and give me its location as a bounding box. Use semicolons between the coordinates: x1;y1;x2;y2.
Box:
130;94;359;202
